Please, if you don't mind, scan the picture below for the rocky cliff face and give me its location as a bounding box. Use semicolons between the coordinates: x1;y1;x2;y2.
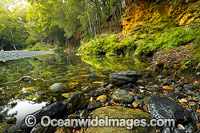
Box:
122;0;200;32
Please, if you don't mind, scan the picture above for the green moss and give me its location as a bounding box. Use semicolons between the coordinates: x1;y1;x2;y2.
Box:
135;26;200;55
78;34;136;56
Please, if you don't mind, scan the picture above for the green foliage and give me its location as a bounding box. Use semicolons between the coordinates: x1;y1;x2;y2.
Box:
0;1;28;50
78;34;136;56
135;26;200;55
27;42;54;51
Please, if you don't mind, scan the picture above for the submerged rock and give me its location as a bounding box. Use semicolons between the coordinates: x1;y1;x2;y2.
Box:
49;83;66;91
86;106;153;133
145;84;161;92
149;96;191;124
109;71;142;85
111;89;134;104
64;91;88;113
88;73;97;79
87;100;101;111
88;91;104;97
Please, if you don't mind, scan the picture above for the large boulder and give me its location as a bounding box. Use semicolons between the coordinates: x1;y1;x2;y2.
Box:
149;96;191;124
109;71;142;85
86;106;154;133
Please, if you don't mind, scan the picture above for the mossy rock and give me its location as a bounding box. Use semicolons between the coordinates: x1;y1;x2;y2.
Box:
86;106;155;133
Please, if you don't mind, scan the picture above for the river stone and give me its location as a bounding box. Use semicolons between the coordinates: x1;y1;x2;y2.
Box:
97;87;109;92
31;123;56;133
88;90;104;97
111;89;134;103
88;73;97;78
64;91;88;113
86;106;154;133
142;96;152;104
145;84;161;92
87;100;101;111
82;86;94;92
149;96;191;124
109;71;142;85
49;83;66;91
96;95;107;103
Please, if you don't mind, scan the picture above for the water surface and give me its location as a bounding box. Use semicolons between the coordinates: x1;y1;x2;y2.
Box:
0;52;150;130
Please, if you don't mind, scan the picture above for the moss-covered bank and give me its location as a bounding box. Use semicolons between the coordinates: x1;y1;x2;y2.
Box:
78;0;200;68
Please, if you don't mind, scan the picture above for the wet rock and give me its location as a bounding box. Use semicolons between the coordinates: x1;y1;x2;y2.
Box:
170;93;185;100
97;87;109;92
106;84;113;89
120;85;131;91
174;87;183;93
196;72;200;76
80;110;89;119
137;93;145;99
132;102;139;108
102;83;109;88
149;96;191;124
88;91;103;97
183;84;196;90
142;96;152;104
123;104;132;108
88;73;97;79
138;85;145;89
109;71;142;85
191;112;198;125
145;84;161;92
86;106;153;133
64;92;88;113
156;75;164;79
31;123;56;133
170;84;182;88
111;89;134;104
188;102;197;107
49;83;66;91
132;88;139;93
161;77;172;85
184;123;194;133
87;100;101;111
96;95;107;103
82;86;93;92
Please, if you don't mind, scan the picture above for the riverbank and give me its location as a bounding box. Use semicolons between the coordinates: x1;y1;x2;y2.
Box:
78;0;200;71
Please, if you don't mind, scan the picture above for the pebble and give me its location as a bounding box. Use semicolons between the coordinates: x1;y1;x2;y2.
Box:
145;84;161;92
178;124;185;130
80;110;89;119
132;102;139;108
96;95;107;103
106;84;113;89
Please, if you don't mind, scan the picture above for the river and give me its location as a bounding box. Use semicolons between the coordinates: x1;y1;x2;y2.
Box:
0;51;150;130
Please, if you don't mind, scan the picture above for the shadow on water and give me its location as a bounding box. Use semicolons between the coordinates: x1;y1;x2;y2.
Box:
0;52;151;130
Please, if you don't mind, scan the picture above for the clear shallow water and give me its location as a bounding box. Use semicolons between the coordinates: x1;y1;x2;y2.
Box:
0;52;150;129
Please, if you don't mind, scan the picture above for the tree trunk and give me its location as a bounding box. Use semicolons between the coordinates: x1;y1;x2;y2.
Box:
85;0;94;39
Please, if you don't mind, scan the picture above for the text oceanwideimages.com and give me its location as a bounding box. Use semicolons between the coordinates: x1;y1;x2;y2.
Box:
25;115;175;129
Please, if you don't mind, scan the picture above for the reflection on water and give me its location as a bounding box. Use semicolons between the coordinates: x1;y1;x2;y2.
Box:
7;100;47;124
0;52;150;130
